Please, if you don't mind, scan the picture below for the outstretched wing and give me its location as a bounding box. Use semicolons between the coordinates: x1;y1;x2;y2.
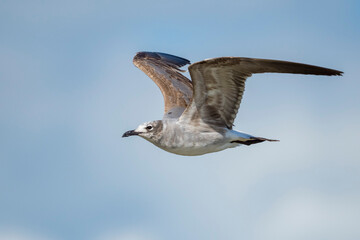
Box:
179;57;343;129
133;52;193;119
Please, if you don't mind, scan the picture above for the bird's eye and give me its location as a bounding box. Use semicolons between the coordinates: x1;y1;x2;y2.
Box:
146;126;153;130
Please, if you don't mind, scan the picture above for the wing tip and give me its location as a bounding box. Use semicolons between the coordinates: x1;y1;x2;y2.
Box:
334;70;344;76
318;69;343;76
134;51;191;68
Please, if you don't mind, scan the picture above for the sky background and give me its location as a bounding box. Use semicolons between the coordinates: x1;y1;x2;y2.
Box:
1;0;360;239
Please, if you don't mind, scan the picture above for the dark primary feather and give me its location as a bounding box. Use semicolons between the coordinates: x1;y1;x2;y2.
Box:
134;52;191;71
193;57;343;76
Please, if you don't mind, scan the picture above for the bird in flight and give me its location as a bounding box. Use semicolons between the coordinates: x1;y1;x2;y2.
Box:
123;52;342;156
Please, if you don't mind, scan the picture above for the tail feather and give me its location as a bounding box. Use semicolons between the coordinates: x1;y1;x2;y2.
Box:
231;137;279;146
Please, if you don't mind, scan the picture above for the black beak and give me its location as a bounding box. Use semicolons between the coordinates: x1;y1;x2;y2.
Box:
122;130;139;138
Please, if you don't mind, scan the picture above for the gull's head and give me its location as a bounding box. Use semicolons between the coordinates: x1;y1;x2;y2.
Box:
122;120;163;141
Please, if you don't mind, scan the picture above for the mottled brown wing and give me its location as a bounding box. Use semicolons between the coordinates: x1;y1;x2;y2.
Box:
133;52;193;119
180;57;343;129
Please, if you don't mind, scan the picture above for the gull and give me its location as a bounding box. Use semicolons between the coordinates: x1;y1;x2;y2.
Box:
123;52;342;156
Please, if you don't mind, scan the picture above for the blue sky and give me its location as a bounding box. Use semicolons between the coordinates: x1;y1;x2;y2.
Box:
1;0;360;239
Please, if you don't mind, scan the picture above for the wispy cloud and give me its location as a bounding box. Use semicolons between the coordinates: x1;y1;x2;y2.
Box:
0;228;56;240
255;190;360;240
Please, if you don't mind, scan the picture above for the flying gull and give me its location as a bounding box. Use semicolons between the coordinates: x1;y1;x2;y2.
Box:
123;52;342;156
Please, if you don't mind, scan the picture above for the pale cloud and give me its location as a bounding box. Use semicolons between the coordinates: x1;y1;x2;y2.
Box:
94;229;158;240
0;229;55;240
254;189;360;240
